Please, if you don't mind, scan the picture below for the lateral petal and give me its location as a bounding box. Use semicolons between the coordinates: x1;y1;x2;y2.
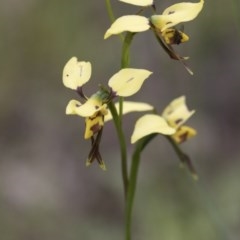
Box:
105;101;154;122
104;15;150;39
131;114;176;143
108;68;152;97
63;57;92;90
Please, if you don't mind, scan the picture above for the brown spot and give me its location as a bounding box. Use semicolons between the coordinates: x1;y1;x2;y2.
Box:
90;123;102;134
179;131;188;143
127;77;134;83
175;118;183;125
95;105;100;109
168;11;175;15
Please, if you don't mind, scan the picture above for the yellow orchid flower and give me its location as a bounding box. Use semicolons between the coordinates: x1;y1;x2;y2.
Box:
131;96;196;144
63;57;152;169
105;0;203;74
65;66;152;138
105;0;203;39
161;96;196;143
150;0;204;32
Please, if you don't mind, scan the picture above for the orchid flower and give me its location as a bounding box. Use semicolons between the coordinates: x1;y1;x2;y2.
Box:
63;57;153;169
104;0;204;74
131;96;196;143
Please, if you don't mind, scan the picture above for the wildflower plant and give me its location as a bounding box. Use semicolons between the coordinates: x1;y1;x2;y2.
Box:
63;0;204;239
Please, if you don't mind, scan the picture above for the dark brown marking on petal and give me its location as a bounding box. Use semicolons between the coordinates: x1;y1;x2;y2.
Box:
89;116;95;121
89;111;103;121
172;30;183;45
175;118;183;125
168;11;175;15
90;123;102;134
166;21;172;25
95;105;100;109
127;77;134;83
179;131;189;143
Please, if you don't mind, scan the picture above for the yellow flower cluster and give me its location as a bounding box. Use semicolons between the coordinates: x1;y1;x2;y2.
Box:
63;0;204;169
63;57;153;169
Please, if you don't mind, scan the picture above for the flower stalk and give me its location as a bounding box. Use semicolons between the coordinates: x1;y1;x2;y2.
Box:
126;134;157;240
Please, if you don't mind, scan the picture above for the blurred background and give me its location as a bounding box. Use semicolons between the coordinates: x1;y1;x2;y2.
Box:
1;0;240;239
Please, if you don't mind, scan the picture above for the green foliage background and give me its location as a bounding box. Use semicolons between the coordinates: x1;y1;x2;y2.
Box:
0;0;240;239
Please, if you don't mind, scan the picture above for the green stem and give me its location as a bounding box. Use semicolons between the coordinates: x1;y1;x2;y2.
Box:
105;0;124;41
119;32;135;125
105;0;115;23
125;134;157;240
115;32;135;196
104;2;141;238
108;102;129;198
104;2;134;200
121;32;135;69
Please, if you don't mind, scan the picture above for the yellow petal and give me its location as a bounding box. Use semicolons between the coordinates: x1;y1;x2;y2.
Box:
84;115;104;139
65;99;82;115
108;68;152;97
66;97;105;117
119;0;153;6
162;96;195;128
171;125;197;143
150;0;204;31
131;114;176;143
104;15;150;39
63;57;92;90
104;101;154;122
161;29;189;45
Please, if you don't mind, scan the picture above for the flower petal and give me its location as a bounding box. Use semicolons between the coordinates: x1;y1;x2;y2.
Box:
63;57;92;90
131;114;176;143
84;115;104;139
105;101;154;122
66;99;82;115
150;0;204;31
108;68;152;97
162;29;189;45
162;96;195;128
171;125;197;143
119;0;154;6
66;97;105;117
104;15;150;39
